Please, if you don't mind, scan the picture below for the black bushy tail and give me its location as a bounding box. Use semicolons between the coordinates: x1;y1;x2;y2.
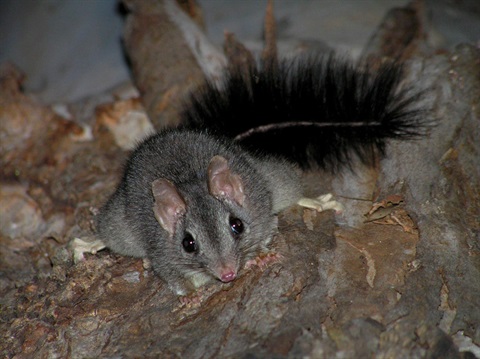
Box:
181;55;430;170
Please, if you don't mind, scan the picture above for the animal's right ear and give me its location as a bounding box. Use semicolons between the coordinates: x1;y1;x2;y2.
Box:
151;179;186;235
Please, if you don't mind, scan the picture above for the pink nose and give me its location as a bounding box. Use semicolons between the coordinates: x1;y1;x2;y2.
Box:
220;270;236;283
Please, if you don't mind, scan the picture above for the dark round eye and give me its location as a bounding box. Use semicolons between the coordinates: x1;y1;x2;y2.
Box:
229;217;244;237
182;233;197;253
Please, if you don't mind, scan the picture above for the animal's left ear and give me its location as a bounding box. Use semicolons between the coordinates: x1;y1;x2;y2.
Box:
207;155;245;206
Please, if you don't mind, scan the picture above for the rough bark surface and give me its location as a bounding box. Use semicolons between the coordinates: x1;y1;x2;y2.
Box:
122;0;207;129
0;1;479;358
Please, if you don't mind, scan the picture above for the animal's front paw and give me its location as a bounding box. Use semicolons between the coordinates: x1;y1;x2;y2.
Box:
176;286;216;309
70;237;106;263
179;292;203;307
244;252;283;270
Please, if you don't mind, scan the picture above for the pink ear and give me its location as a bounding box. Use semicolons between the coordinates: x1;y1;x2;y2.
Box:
151;179;186;235
207;156;245;206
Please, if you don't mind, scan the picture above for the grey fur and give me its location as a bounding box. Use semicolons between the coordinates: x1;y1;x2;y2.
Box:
95;129;302;295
